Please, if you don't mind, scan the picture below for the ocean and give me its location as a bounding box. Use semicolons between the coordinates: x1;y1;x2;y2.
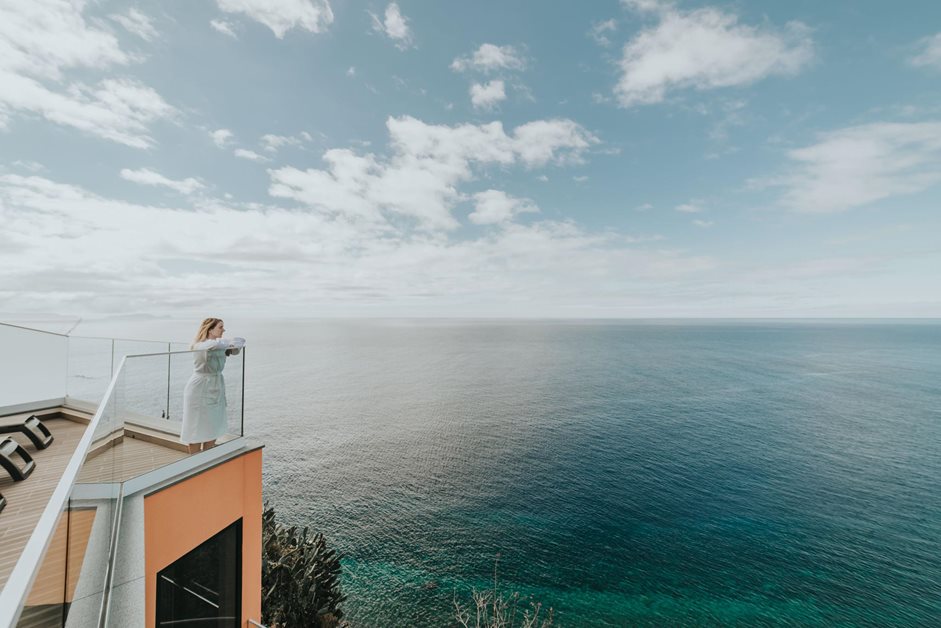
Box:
73;319;941;626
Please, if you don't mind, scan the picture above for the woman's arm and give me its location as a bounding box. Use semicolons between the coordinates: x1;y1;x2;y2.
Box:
226;337;246;355
197;337;246;352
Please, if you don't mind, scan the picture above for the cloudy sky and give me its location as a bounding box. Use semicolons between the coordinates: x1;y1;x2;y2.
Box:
1;0;940;318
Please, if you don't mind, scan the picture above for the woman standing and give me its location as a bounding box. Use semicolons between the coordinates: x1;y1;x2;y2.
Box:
181;318;245;452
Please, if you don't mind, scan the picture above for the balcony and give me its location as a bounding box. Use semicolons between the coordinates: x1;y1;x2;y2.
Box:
0;322;260;627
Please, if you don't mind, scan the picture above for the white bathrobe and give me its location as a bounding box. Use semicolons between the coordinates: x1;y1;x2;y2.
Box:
181;337;245;444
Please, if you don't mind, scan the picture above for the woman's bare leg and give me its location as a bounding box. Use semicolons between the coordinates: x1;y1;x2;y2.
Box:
184;440;216;453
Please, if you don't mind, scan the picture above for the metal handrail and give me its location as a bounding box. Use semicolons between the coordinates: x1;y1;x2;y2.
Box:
124;347;237;358
0;320;188;345
0;321;68;337
98;483;125;628
69;334;177;343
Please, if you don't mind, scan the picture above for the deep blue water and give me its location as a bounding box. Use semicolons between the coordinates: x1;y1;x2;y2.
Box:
88;320;941;626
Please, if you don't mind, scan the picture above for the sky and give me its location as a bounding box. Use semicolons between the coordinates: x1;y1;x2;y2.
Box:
1;0;940;319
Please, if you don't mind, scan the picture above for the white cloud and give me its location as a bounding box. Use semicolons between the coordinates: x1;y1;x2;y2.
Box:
234;148;269;162
269;115;599;230
573;175;589;183
0;173;719;316
1;76;174;148
771;122;941;213
910;33;941;69
621;0;673;12
370;3;413;50
7;174;932;317
451;44;526;73
589;19;617;47
692;219;713;228
210;19;238;38
215;0;334;38
513;119;599;166
469;190;539;225
623;233;665;243
470;80;506;110
260;132;311;152
615;4;813;107
11;160;45;172
634;202;653;211
120;168;204;195
1;0;129;81
210;128;234;148
110;9;159;42
347;66;356;77
675;202;702;213
0;0;175;147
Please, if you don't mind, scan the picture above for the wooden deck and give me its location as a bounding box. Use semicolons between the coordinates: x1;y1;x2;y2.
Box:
0;413;88;591
78;435;188;484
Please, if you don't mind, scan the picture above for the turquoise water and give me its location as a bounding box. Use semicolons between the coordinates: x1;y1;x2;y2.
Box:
88;319;941;626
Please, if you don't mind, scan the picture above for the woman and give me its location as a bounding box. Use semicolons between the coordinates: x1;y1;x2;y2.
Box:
181;318;245;452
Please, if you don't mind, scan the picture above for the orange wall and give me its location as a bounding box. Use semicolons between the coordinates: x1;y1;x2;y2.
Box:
144;449;262;628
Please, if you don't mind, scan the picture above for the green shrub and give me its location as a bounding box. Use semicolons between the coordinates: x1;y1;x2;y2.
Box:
261;504;346;628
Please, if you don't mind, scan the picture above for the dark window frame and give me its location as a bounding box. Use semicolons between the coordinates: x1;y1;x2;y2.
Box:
155;518;242;627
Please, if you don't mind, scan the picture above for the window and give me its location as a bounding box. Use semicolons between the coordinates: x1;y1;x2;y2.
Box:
156;519;241;627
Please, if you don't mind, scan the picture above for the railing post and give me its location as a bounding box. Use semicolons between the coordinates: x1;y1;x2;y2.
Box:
166;342;171;420
65;335;70;402
240;348;246;437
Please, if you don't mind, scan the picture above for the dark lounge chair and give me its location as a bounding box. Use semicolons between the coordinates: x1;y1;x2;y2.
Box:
0;437;35;481
0;492;5;513
0;415;54;449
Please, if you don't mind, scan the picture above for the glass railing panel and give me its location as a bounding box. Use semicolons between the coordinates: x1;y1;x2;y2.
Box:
65;337;188;413
167;351;192;429
112;340;171;373
15;501;68;627
0;323;68;409
66;336;114;410
225;348;245;438
69;370;123;627
119;353;171;427
14;499;103;628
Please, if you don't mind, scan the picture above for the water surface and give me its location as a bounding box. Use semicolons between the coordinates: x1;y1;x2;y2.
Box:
80;320;941;626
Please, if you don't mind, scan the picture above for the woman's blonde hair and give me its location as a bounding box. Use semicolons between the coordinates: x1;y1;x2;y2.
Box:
192;317;222;349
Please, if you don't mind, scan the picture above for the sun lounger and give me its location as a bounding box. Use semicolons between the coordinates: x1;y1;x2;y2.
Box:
0;437;35;481
0;415;54;449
